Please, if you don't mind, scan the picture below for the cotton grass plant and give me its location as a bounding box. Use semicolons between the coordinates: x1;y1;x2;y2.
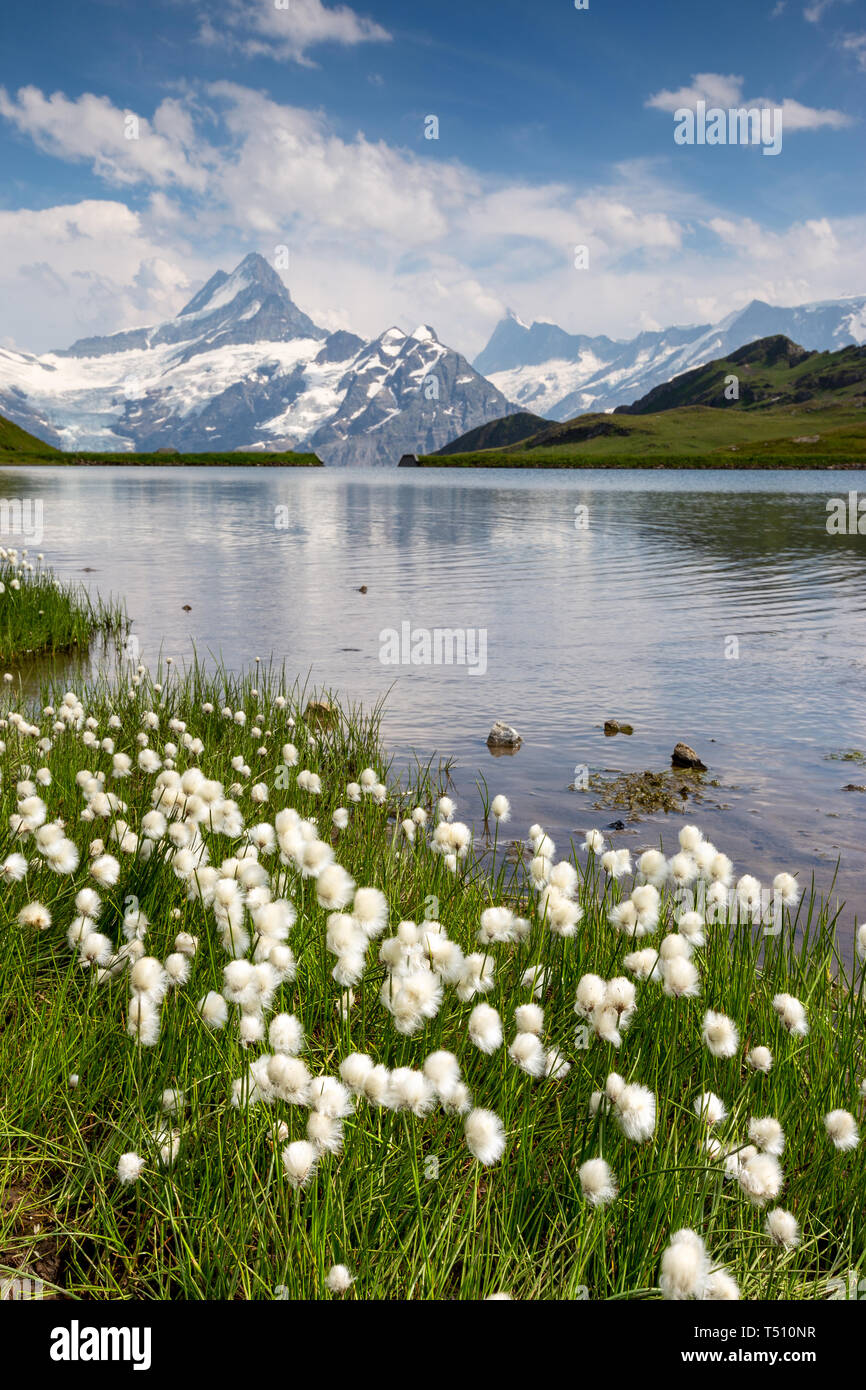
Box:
0;547;124;663
0;656;863;1300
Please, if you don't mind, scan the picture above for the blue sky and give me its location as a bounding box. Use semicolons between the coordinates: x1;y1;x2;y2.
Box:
1;0;864;354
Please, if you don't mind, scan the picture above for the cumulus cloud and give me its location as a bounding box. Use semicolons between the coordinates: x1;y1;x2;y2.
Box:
0;87;209;189
198;0;391;65
646;71;852;130
0;200;204;351
0;83;864;356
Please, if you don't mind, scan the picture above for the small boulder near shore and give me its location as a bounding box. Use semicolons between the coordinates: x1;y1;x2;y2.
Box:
671;741;707;771
487;721;522;750
304;698;337;728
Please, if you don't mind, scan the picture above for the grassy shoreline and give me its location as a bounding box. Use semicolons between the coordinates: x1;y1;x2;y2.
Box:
2;452;323;468
0;653;863;1300
418;453;866;469
0;553;126;664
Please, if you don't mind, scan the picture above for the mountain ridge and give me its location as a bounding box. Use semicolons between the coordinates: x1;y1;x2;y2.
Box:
475;294;866;422
0;258;513;466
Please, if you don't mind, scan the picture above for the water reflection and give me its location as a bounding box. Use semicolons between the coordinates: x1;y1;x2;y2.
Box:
1;464;863;952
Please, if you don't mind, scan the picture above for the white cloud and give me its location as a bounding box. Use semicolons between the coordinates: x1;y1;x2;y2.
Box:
646;71;852;131
0;200;207;350
841;32;866;68
647;73;746;113
0;87;209;189
0;83;864;357
198;0;391;65
804;0;853;22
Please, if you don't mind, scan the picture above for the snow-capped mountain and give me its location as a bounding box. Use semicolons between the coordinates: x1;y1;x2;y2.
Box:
4;256;866;462
0;253;512;465
476;297;866;421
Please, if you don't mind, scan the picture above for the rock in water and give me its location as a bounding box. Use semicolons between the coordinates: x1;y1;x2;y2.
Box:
604;719;634;736
487;721;522;750
671;742;707;771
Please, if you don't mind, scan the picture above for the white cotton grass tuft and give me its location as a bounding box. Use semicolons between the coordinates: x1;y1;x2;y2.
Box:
90;854;121;887
325;1264;354;1295
117;1152;146;1185
704;1267;740;1301
772;992;808;1037
824;1109;859;1152
352;887;389;937
422;1050;463;1099
491;794;510;823
614;1083;656;1143
316;862;355;911
18;901;52;931
659;1228;709;1300
765;1208;801;1248
748;1116;785;1156
282;1140;318;1188
578;1157;617;1207
662;955;701;1000
702;1009;739;1059
746;1046;773;1073
198;991;229;1029
693;1092;727;1127
508;1032;547;1078
269;1013;304;1055
514;1002;544;1036
464;1108;506;1165
469;1003;503;1054
773;872;800;908
737;1151;784;1206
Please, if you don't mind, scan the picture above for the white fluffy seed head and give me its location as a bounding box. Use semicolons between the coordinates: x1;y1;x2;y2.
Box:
464;1108;505;1165
765;1208;800;1248
325;1264;354;1294
469;1003;502;1054
514;1003;544;1035
281;1140;317;1188
578;1157;617;1207
268;1012;304;1055
824;1109;859;1151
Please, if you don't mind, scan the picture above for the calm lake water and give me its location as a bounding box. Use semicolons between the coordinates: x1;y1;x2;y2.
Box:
3;464;865;951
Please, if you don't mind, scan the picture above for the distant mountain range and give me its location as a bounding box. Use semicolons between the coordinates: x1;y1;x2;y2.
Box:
475;297;866;421
0;253;864;465
0;254;510;467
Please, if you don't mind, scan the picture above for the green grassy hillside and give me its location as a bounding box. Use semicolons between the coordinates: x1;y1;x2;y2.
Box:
0;413;62;459
421;337;866;468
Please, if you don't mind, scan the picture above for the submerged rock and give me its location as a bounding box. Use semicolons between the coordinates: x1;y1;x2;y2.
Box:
487;721;522;751
672;742;707;771
604;719;634;736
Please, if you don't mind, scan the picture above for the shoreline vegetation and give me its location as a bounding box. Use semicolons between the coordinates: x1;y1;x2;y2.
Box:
1;453;324;468
418;453;866;468
0;608;863;1297
0;551;126;664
